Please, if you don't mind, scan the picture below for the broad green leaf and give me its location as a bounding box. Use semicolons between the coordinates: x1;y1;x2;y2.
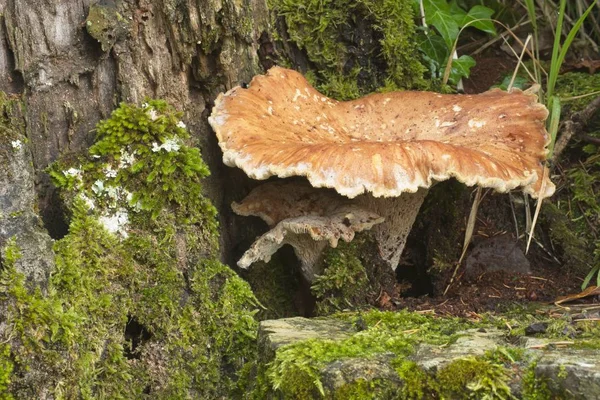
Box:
418;32;449;67
449;1;468;25
448;55;476;84
494;75;529;91
428;10;459;49
462;5;496;35
423;0;451;14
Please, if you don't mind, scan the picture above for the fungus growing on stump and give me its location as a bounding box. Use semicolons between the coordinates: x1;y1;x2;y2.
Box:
232;180;384;281
209;67;554;283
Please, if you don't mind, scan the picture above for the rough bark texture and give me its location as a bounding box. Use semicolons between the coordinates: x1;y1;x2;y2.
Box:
0;0;270;258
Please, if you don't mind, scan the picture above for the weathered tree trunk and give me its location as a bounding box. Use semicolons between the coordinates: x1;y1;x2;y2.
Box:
0;0;270;259
0;0;274;397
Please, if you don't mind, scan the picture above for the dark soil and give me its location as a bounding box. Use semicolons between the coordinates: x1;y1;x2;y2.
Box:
462;53;516;94
387;265;585;318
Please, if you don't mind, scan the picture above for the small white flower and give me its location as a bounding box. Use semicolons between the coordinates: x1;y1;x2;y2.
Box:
92;154;101;159
64;168;82;177
142;102;149;109
118;149;136;168
151;137;181;153
92;179;105;194
177;121;186;129
99;209;129;238
10;140;22;149
78;193;95;210
148;108;158;121
104;166;117;178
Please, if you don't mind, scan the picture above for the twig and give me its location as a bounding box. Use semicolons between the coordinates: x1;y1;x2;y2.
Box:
582;134;600;145
508;34;532;91
553;95;600;159
472;17;531;56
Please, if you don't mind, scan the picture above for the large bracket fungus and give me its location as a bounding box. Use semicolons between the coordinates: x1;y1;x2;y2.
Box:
209;67;554;282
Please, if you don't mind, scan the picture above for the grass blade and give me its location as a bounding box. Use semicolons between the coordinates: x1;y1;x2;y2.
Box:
547;0;596;100
547;96;562;158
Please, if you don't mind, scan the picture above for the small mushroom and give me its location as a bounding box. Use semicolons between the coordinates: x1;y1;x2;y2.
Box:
210;67;555;278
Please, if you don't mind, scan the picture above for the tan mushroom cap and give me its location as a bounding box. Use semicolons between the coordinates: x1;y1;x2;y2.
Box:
210;66;554;199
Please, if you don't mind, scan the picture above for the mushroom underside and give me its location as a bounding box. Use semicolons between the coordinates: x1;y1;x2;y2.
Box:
233;181;428;282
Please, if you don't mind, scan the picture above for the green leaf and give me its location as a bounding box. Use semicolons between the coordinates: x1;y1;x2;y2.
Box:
449;1;468;25
494;75;529;91
418;32;449;67
581;265;599;290
428;9;459;49
448;55;476;84
462;5;496;35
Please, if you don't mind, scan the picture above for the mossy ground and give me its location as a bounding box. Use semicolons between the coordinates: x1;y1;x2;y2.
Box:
0;100;259;398
255;306;599;399
269;0;429;100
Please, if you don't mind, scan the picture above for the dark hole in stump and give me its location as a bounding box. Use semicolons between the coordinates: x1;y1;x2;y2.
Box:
124;316;152;360
396;261;434;298
40;188;69;240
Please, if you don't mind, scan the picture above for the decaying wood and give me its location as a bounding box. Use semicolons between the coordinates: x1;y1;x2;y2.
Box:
553;96;600;159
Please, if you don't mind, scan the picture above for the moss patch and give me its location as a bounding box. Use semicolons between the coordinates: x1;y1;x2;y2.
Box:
260;310;476;398
541;72;600;287
244;252;301;320
0;100;259;398
311;234;396;316
269;0;428;99
85;3;129;52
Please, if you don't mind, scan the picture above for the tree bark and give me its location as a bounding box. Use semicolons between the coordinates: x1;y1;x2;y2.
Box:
0;0;270;258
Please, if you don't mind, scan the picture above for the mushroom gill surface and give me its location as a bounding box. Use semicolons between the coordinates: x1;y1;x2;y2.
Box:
234;184;384;282
209;66;554;199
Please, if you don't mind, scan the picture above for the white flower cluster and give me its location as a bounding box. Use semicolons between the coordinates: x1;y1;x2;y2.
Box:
10;140;22;149
151;137;181;153
91;179;137;237
64;167;82;178
119;149;136;168
99;209;130;238
142;103;159;121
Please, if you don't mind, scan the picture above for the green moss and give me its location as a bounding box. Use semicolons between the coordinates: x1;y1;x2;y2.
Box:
312;239;371;315
1;100;259;398
554;72;600;112
269;0;428;99
395;360;439;399
333;378;395;399
244;253;300;320
85;3;129;52
522;363;552;400
311;234;396;316
437;357;513;399
261;310;476;398
0;344;14;400
0;92;24;143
